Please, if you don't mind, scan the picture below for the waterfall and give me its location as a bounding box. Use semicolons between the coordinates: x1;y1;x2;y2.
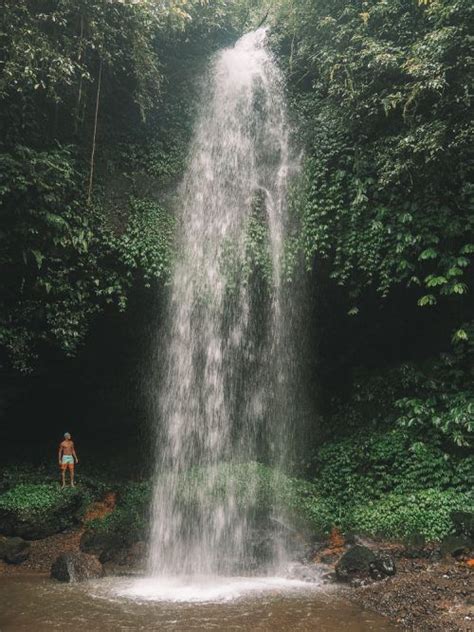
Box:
149;29;299;577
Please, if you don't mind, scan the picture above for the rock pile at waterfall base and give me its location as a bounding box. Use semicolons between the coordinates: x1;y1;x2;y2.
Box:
351;554;473;631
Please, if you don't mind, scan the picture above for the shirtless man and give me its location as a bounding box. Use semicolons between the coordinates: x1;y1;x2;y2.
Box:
58;433;79;488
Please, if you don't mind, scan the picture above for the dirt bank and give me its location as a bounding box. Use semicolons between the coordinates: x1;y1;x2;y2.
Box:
0;494;115;576
350;553;473;631
0;529;82;576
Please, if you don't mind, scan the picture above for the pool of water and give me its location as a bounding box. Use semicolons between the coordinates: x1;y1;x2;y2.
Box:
0;574;400;631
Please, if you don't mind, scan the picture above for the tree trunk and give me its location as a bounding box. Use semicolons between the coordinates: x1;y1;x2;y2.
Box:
87;58;102;205
75;14;85;134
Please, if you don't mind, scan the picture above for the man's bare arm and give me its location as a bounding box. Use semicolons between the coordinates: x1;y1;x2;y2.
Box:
72;443;79;464
58;444;63;464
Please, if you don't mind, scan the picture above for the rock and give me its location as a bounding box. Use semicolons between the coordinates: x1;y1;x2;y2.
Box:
451;511;474;539
335;545;396;583
0;536;30;564
440;534;473;558
126;541;147;566
335;545;376;581
403;532;427;558
250;531;275;566
319;552;339;565
286;562;322;583
80;531;146;568
108;540;146;567
80;530;126;559
51;552;104;582
102;562;144;577
369;554;396;580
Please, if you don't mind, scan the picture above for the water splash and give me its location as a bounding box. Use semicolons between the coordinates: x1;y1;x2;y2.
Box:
149;29;299;576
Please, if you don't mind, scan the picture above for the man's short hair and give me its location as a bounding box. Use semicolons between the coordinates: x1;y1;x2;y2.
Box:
64;432;71;439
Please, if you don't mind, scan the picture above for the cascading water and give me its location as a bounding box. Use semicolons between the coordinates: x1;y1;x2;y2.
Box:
148;28;299;578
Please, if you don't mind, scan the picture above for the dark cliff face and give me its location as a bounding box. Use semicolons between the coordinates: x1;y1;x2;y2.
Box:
0;264;467;468
0;284;160;474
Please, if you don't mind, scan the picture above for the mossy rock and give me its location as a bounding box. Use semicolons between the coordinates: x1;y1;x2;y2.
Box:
0;484;87;539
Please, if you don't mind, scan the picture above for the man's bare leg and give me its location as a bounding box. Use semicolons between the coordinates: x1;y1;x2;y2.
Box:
61;469;66;489
70;466;75;487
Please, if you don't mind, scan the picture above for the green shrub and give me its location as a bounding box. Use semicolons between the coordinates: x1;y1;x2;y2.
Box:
0;483;91;538
66;434;474;545
84;465;321;540
350;489;472;541
86;481;151;540
312;429;468;504
298;429;473;539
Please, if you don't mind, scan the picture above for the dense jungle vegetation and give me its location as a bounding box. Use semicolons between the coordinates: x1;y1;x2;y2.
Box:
0;0;472;540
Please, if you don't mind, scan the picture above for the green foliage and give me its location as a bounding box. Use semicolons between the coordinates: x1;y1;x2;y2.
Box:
301;429;472;540
272;0;473;313
0;144;179;370
312;430;471;501
0;145;114;369
350;489;470;541
161;462;316;515
243;206;274;286
0;483;83;516
85;454;472;542
106;197;176;286
0;483;90;535
328;343;474;447
219;195;274;296
0;0;249;371
394;328;474;446
397;393;474;448
86;481;151;540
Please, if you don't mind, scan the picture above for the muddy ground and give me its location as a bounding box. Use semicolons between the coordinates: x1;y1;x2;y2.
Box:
350;554;473;631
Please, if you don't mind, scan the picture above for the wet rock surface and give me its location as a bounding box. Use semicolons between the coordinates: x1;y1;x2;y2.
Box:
0;536;31;564
51;551;104;582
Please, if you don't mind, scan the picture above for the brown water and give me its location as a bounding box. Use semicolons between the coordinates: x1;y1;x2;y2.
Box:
0;575;400;632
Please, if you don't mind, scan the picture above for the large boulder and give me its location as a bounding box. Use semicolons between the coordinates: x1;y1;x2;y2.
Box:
335;545;376;581
0;536;30;564
335;545;396;583
51;552;104;582
451;511;474;539
440;534;473;558
369;554;396;580
103;540;147;567
80;530;127;562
